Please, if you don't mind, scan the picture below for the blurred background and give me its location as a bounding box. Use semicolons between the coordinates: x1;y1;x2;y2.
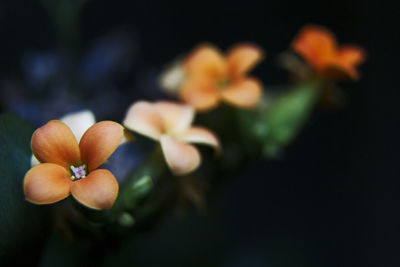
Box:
0;0;399;266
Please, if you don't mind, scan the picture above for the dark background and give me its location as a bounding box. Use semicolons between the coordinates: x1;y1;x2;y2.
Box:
1;0;399;266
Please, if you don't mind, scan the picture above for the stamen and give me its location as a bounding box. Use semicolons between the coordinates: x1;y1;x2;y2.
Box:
70;164;88;181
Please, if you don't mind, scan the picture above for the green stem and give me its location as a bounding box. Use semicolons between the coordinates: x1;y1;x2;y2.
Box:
111;145;166;224
261;80;321;157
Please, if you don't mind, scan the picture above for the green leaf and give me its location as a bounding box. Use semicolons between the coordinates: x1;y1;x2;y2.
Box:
263;82;319;157
0;113;50;263
73;145;165;228
113;146;164;213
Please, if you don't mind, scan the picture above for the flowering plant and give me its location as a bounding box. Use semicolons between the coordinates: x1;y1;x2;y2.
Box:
0;12;365;265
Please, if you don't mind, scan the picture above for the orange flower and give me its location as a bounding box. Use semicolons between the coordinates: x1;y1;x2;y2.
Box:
123;101;220;175
179;44;264;111
24;120;124;210
292;25;366;80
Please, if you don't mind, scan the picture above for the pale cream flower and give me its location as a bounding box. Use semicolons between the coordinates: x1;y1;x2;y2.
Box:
123;101;220;175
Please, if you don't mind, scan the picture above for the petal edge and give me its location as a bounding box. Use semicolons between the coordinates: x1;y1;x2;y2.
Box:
227;43;264;77
70;169;119;210
79;121;124;171
180;126;221;153
160;135;201;175
24;163;71;205
220;78;262;108
123;101;164;140
31;120;81;169
155;101;194;134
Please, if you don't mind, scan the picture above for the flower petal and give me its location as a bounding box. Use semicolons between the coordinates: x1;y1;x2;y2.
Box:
220;78;262;108
180;126;220;152
123;101;164;140
227;44;264;77
336;45;366;66
183;44;227;80
70;169;119;210
160;135;201;175
155;101;194;134
60;110;96;142
79;121;124;171
292;25;336;71
31;120;81;169
24;163;71;205
179;80;220;111
327;45;366;79
159;60;185;95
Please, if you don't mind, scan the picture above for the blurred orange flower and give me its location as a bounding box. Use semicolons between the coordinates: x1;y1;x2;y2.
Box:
24;120;124;210
292;25;366;80
179;44;264;111
123;101;220;175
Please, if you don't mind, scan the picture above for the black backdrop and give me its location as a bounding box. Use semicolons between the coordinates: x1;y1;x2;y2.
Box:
1;0;399;266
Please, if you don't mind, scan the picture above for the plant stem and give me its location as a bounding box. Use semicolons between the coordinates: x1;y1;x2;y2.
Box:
111;144;166;222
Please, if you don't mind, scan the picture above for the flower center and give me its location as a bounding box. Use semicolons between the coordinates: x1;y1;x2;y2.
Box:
216;78;231;89
69;164;88;181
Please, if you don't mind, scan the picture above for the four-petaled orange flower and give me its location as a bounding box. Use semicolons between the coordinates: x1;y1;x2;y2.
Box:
24;120;124;210
292;25;366;80
179;43;264;111
123;101;220;175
